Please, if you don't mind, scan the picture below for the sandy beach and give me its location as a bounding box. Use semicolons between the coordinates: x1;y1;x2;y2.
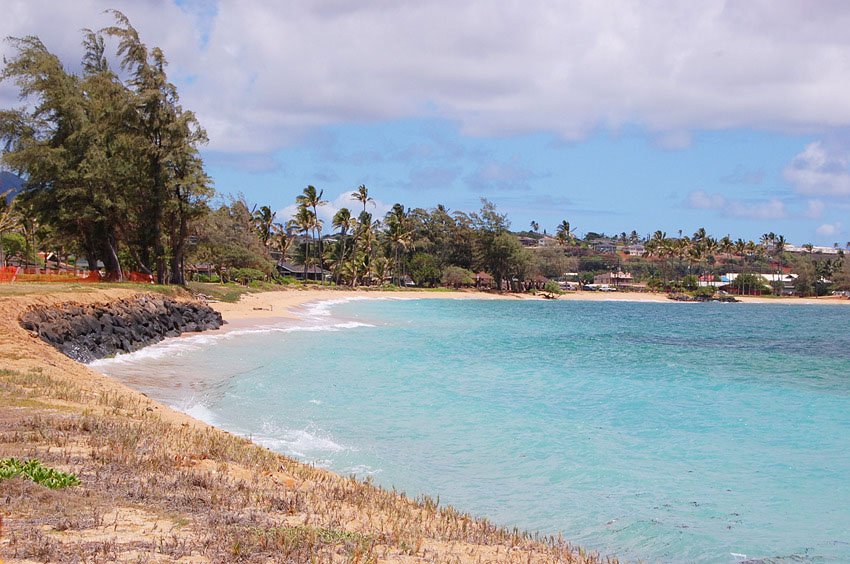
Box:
209;287;850;324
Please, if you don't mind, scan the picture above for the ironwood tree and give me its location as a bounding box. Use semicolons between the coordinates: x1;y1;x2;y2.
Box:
0;11;210;283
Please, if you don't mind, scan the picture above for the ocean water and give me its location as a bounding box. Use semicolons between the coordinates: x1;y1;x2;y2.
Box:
93;298;850;563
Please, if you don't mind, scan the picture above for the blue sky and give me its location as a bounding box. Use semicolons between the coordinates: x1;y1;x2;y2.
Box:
3;1;850;245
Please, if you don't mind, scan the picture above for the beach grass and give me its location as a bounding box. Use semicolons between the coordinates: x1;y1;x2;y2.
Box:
0;281;187;297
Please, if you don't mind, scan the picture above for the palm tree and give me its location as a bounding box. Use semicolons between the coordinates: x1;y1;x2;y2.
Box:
351;184;374;213
252;205;277;249
556;220;573;245
530;220;539;234
297;186;327;282
719;235;734;259
332;207;355;283
385;204;411;286
287;206;317;280
372;257;391;286
351;212;377;286
269;224;294;261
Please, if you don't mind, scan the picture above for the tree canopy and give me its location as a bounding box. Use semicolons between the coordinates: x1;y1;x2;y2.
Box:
0;11;210;283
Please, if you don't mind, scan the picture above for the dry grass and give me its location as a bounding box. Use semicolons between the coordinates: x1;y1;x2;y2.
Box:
0;281;189;298
0;289;616;563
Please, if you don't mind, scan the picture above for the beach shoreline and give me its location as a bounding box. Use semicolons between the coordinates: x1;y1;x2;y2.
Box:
208;286;850;325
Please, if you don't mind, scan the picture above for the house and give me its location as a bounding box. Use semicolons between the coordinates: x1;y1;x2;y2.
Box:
517;236;538;248
622;244;645;255
593;271;633;285
718;272;798;295
277;261;330;281
186;263;215;279
474;272;494;289
590;239;617;254
785;244;840;255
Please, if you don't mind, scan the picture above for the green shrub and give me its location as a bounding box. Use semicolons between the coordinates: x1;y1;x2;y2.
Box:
692;285;716;298
0;458;80;489
230;268;266;285
682;274;699;291
730;273;770;295
646;277;664;291
441;266;474;288
543;280;562;294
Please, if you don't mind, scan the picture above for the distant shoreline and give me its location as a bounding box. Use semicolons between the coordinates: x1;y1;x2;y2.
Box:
207;287;850;324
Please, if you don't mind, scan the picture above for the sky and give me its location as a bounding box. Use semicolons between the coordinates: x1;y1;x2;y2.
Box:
2;0;850;245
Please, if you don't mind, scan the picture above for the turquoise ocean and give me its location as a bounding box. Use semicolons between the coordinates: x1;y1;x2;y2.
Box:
93;298;850;563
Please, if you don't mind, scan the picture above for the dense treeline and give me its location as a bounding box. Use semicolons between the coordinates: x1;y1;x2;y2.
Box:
0;11;209;283
2;15;849;297
279;186;543;291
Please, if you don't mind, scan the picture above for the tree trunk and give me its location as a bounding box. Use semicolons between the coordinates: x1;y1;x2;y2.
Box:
102;232;123;282
169;239;185;285
169;184;189;285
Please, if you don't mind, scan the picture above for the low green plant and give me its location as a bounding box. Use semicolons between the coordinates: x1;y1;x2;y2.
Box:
691;285;716;299
230;267;267;285
543;280;562;294
0;457;81;489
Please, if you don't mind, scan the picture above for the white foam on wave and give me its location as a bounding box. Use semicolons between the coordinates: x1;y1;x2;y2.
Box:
89;319;374;368
181;401;218;426
253;421;347;458
346;464;382;476
300;296;392;318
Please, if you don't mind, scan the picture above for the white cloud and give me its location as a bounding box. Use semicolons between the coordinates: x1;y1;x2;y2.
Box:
816;222;842;237
8;1;850;153
464;158;544;192
725;198;787;220
804;199;825;219
684;190;787;220
783;142;850;197
720;166;765;185
686;190;726;210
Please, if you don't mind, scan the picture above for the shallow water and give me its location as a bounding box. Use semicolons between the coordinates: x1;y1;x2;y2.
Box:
93;298;850;563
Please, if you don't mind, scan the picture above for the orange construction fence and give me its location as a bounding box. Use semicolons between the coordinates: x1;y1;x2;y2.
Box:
0;266;19;283
1;267;154;284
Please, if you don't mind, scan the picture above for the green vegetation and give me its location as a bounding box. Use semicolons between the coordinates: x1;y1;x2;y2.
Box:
1;16;848;298
1;11;209;284
0;458;80;489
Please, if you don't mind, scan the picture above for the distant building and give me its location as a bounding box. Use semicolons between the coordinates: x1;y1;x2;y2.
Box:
474;271;494;289
517;236;538;247
785;244;840;255
622;244;645;255
591;239;616;254
593;271;632;285
187;263;215;278
715;272;798;295
277;261;330;281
